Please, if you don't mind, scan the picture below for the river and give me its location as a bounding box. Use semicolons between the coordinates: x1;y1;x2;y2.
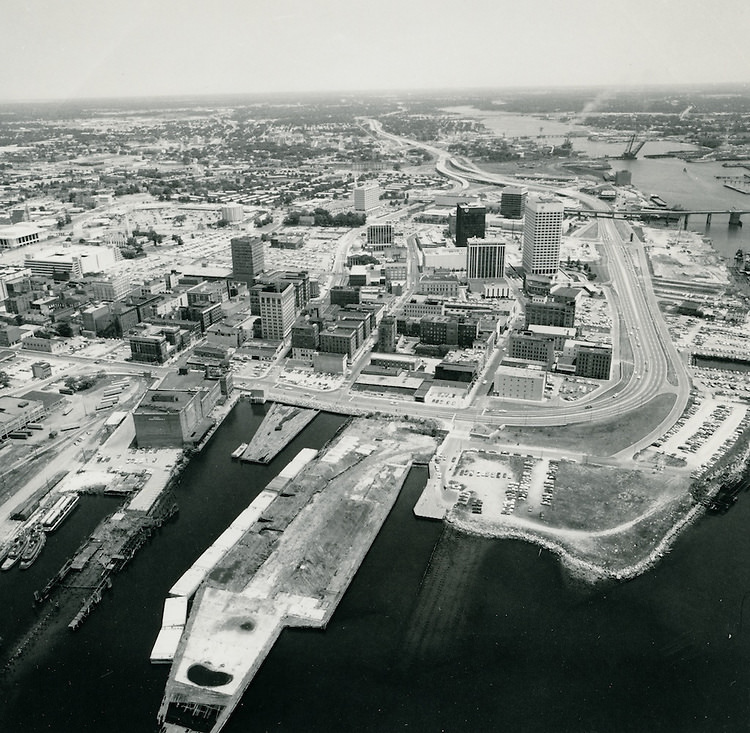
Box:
2;401;750;731
445;106;750;260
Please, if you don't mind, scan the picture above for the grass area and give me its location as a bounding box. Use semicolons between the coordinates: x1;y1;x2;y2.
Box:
500;392;677;456
583;493;695;572
543;462;690;532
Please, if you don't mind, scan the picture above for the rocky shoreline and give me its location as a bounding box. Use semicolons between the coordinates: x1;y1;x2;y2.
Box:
448;436;750;584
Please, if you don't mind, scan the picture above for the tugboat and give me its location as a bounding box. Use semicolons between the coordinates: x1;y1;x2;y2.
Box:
1;531;30;571
20;525;46;570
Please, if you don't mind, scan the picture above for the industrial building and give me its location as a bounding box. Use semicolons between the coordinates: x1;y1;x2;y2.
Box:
132;371;221;449
0;395;46;440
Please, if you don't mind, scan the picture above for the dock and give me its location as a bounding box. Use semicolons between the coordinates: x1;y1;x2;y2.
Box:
156;417;437;733
239;403;319;464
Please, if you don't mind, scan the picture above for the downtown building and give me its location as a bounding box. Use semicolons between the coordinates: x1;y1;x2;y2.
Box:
455;203;486;247
466;237;506;280
230;235;265;285
353;183;381;212
366;224;393;247
522;197;564;276
259;282;296;341
500;186;528;219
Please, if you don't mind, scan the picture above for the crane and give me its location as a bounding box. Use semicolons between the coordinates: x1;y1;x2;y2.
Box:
622;133;646;160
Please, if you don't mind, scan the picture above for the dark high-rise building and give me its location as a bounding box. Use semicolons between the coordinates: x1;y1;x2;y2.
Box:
330;285;360;307
230;236;265;285
455;203;486;247
500;186;527;219
376;315;397;353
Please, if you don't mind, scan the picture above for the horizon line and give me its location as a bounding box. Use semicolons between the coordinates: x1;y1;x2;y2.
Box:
1;80;749;107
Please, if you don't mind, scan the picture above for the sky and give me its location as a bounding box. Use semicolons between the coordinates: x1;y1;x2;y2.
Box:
2;0;749;102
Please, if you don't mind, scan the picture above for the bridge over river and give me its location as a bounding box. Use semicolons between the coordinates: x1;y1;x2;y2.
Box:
567;207;749;228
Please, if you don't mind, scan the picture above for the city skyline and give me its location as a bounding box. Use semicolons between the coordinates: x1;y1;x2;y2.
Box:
2;0;749;102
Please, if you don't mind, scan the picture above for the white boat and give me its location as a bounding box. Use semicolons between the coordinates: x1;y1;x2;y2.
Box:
231;442;248;459
41;494;79;533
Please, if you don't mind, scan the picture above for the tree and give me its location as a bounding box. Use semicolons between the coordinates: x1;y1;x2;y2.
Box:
55;322;73;338
0;371;10;388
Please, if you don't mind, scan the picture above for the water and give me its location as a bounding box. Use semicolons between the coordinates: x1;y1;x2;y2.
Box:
233;490;750;733
446;106;750;259
3;407;750;732
0;403;349;732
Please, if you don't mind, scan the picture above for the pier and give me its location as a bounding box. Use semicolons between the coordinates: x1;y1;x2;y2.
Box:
156;417;437;733
239;403;319;464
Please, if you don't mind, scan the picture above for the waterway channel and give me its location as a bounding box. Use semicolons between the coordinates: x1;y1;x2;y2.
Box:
447;106;750;259
3;407;750;731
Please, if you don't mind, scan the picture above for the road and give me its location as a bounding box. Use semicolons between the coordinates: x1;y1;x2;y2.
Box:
277;122;693;439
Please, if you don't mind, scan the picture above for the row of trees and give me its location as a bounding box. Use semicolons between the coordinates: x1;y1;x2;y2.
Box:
283;208;366;227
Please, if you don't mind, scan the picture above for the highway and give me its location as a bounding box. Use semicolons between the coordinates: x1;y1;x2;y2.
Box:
17;125;691;446
282;122;694;438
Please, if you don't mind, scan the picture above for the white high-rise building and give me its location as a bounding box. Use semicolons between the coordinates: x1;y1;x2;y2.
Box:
522;198;564;276
353;183;381;212
467;237;506;280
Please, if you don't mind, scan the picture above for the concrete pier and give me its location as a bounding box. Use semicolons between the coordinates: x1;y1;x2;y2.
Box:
156;417;436;733
240;403;318;463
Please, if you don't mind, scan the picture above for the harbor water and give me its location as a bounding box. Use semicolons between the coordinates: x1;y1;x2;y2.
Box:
2;402;750;731
446;106;750;258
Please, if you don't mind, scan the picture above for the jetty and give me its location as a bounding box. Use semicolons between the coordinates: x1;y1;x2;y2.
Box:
156;417;436;733
239;403;319;464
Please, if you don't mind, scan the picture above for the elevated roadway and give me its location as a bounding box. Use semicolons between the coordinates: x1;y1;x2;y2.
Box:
306;122;693;441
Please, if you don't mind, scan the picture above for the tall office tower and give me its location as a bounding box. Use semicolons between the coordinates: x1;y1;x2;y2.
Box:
522;197;564;276
466;237;506;279
455;203;486;247
500;186;528;219
259;282;296;341
353;183;381;212
231;236;265;285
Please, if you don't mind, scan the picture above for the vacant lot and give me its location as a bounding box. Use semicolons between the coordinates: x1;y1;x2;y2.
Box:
543;461;690;532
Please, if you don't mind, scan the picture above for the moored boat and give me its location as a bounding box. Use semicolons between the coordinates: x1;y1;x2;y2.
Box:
41;494;79;533
231;442;248;459
20;525;46;569
1;531;30;571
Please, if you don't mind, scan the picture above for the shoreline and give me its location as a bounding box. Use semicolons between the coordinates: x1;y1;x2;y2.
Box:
447;435;750;584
